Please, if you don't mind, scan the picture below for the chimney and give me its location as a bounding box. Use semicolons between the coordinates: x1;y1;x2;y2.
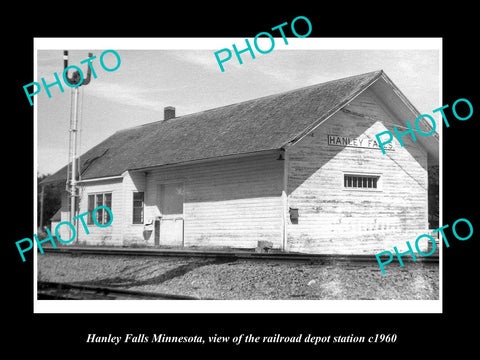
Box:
164;106;176;120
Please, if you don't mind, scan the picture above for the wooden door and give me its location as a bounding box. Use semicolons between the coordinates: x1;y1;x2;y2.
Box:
157;183;184;246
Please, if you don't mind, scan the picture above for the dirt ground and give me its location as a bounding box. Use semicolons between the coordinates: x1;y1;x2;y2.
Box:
37;253;439;300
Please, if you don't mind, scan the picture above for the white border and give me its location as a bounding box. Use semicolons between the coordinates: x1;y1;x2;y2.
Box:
34;37;442;314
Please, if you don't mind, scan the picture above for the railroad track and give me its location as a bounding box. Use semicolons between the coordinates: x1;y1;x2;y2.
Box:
42;246;439;263
37;281;201;300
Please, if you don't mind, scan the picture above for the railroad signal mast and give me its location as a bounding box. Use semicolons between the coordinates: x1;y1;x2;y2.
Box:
64;50;93;231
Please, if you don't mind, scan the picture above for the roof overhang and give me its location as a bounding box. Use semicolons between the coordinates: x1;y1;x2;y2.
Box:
283;71;439;166
370;72;439;165
128;148;281;174
283;71;384;149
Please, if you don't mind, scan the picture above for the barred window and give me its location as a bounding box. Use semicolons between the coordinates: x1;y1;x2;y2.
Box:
133;192;144;224
344;174;379;189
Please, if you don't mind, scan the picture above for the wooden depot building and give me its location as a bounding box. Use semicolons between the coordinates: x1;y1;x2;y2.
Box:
41;70;439;255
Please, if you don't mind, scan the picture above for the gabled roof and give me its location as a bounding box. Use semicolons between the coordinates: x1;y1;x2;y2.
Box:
41;70;436;185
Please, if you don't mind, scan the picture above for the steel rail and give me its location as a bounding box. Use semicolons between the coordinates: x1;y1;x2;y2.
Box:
37;281;201;300
41;246;439;263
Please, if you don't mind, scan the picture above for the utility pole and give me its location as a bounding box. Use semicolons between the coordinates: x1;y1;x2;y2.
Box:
39;184;44;231
64;50;93;234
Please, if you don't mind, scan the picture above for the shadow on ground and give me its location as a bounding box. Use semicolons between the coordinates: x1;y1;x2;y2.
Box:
72;258;237;288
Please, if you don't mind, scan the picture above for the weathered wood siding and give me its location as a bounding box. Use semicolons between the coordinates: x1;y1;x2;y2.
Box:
75;178;123;246
70;153;283;248
143;152;284;249
286;89;429;254
60;172;147;246
121;171;147;246
51;190;70;241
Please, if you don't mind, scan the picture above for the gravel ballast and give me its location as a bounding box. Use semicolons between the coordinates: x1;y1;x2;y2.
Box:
37;253;439;300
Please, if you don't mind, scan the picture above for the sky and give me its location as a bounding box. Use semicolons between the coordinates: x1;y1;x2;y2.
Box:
35;38;440;176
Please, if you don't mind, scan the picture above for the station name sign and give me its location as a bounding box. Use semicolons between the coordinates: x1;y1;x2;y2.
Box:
327;134;394;150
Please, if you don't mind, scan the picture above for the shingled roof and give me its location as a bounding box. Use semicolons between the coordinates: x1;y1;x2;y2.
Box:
41;70;385;184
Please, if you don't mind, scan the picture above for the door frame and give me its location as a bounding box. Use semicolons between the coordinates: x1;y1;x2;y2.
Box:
156;181;185;247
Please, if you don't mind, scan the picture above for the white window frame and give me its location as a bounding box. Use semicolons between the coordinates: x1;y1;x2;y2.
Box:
342;172;383;192
87;192;112;224
132;191;145;225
